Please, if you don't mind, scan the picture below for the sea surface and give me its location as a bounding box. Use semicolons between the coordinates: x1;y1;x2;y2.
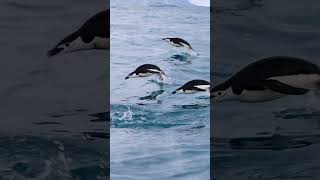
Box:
212;0;320;179
110;1;210;179
0;0;108;179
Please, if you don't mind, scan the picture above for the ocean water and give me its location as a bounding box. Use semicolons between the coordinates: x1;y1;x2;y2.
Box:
0;0;108;179
212;0;320;179
110;1;210;179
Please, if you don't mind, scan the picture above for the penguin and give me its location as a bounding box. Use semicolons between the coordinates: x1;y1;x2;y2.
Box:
47;9;109;57
125;64;167;81
162;38;194;50
173;80;210;94
211;56;320;103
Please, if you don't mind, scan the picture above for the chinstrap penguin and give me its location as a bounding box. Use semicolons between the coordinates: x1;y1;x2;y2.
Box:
125;64;167;81
162;38;194;50
211;56;320;103
173;80;210;94
47;9;110;57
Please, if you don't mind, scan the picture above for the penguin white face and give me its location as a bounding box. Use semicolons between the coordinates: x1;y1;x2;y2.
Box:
125;72;138;79
175;89;184;94
48;37;109;57
48;37;92;57
211;87;235;102
175;89;196;94
163;38;170;43
173;88;201;94
163;38;181;47
62;37;97;53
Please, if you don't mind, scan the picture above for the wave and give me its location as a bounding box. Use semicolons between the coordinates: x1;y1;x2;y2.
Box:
111;104;209;128
112;0;210;7
0;135;108;179
188;0;210;7
212;132;320;151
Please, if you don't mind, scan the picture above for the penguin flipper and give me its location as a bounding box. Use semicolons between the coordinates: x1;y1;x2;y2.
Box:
263;79;309;95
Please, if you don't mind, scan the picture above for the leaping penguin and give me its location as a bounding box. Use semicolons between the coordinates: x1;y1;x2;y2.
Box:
211;56;320;103
125;64;167;81
163;38;194;50
173;80;210;94
47;9;110;57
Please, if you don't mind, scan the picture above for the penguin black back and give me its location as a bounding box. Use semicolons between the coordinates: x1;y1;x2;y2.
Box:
135;64;162;73
181;80;210;89
59;10;109;45
230;56;320;90
48;9;110;57
79;9;110;43
167;38;193;49
173;79;210;94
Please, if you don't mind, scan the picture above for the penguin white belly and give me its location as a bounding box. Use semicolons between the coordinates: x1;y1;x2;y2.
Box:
194;85;210;91
238;89;285;103
269;74;320;90
183;90;199;94
169;42;183;47
138;73;153;77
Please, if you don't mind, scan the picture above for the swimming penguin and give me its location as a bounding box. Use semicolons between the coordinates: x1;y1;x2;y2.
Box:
162;38;194;50
47;9;109;57
173;80;210;94
125;64;167;81
211;56;320;103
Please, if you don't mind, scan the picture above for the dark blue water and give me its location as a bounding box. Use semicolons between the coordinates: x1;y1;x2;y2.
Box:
212;0;320;179
111;0;210;179
0;0;108;179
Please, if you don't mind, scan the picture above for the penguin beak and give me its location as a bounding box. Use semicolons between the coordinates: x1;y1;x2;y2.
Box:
125;72;134;80
162;38;166;40
172;88;181;94
47;47;64;57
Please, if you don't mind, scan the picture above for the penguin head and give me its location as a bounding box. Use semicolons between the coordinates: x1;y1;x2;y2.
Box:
48;36;97;57
172;87;198;94
210;83;234;102
162;38;171;43
47;43;66;57
172;88;184;94
125;71;142;79
125;72;135;79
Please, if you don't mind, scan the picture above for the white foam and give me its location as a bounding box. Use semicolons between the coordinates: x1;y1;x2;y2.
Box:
188;0;210;7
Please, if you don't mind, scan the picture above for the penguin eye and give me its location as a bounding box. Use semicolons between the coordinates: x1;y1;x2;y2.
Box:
217;92;222;96
65;43;70;47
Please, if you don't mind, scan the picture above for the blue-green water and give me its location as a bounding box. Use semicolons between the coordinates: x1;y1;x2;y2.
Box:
212;0;320;179
0;0;108;179
111;1;210;179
